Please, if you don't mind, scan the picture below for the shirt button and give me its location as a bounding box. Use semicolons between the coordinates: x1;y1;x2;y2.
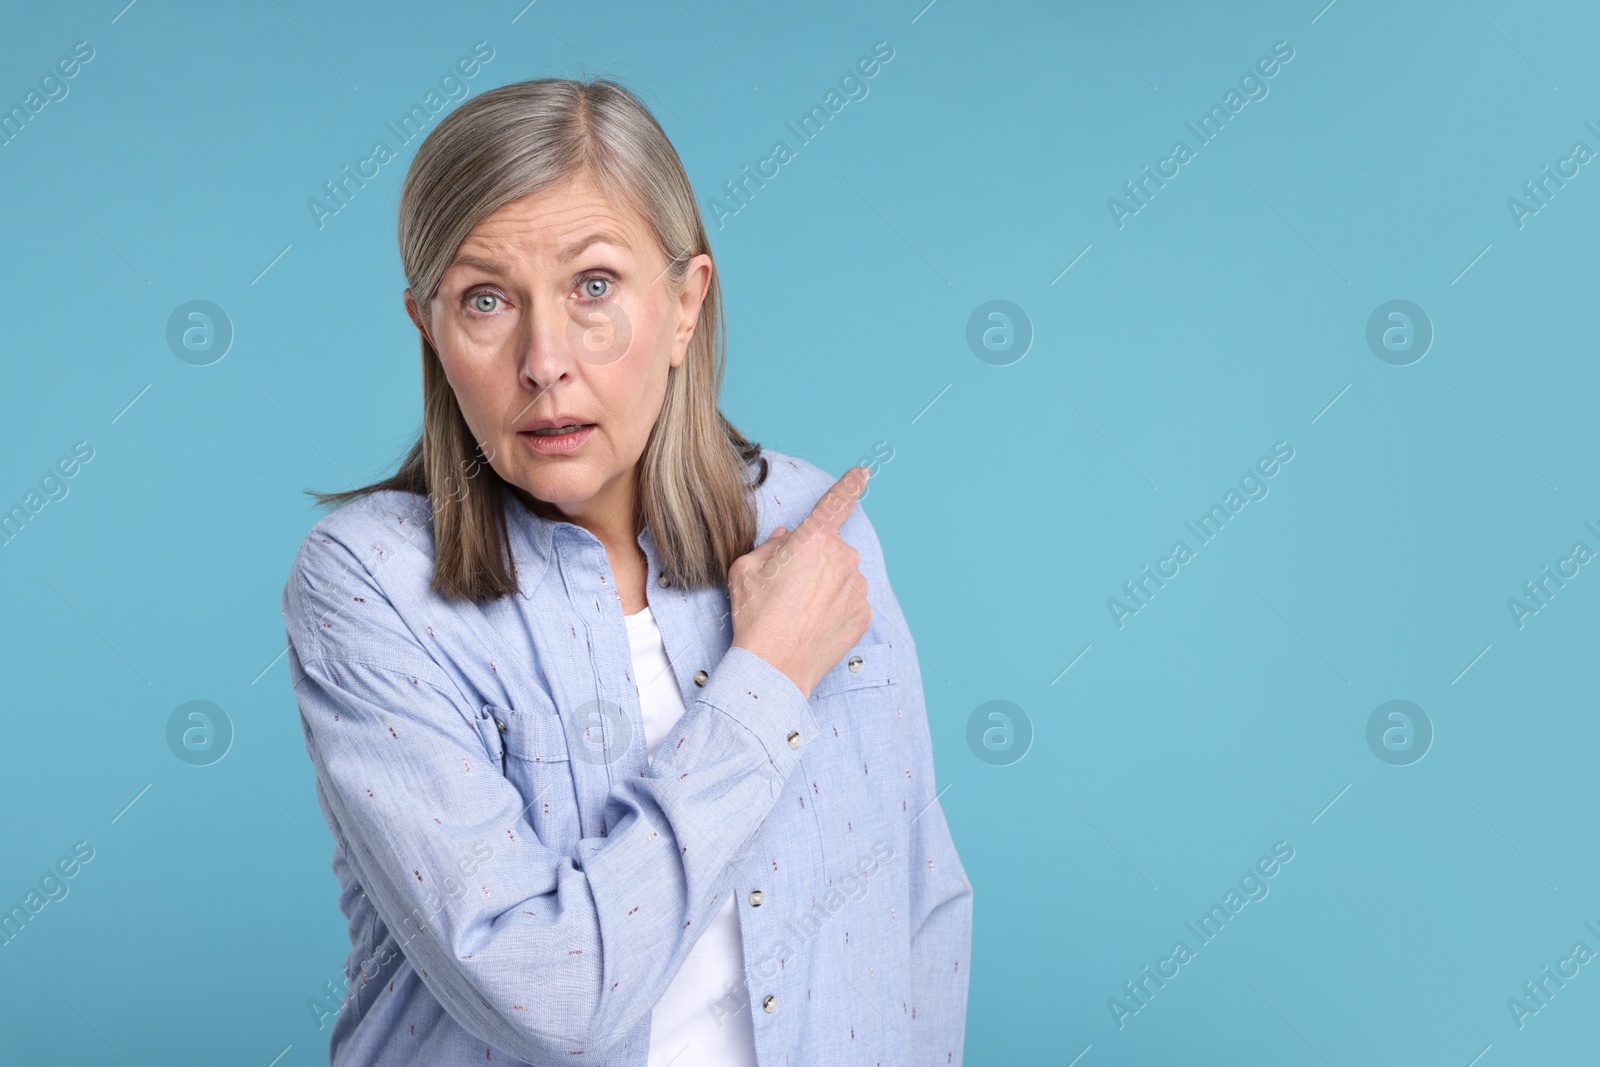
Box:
693;670;709;687
657;573;671;587
848;655;864;673
787;731;801;749
762;994;778;1013
494;718;508;734
748;889;764;906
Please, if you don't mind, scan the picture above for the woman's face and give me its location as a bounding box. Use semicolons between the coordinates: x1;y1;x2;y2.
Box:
407;172;712;531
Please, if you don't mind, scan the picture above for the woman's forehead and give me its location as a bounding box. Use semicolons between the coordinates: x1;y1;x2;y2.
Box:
454;186;648;267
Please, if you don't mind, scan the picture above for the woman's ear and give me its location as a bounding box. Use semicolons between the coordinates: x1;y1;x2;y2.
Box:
404;289;435;347
669;254;714;369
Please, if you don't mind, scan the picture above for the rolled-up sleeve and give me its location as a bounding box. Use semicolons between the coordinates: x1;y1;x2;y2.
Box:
841;499;974;1066
282;530;821;1063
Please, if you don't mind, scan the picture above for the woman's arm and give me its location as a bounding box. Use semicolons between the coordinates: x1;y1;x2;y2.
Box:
282;529;822;1063
843;498;974;1066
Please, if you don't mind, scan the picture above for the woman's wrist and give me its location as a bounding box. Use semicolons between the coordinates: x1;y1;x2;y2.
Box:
730;637;813;700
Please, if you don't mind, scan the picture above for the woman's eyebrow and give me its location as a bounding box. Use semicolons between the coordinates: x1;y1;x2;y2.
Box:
558;230;630;261
448;232;630;277
449;253;509;275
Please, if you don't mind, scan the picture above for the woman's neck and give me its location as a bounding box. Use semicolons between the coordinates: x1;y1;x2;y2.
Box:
513;473;649;612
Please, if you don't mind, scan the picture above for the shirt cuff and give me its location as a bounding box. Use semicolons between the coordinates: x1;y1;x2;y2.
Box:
697;644;821;779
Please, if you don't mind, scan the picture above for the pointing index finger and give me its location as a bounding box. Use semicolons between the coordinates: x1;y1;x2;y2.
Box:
795;466;867;539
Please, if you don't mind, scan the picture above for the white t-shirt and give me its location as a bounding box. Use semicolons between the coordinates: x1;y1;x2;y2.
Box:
625;604;758;1067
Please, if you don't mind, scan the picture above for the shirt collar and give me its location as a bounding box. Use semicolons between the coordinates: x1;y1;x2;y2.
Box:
498;482;659;600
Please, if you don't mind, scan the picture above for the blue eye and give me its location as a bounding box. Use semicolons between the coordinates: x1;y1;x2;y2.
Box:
470;293;500;313
581;277;610;299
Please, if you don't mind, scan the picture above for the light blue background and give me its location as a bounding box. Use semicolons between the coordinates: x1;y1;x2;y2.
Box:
1;1;1596;1063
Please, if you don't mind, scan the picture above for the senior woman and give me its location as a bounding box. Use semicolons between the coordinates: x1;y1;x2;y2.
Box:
280;78;971;1066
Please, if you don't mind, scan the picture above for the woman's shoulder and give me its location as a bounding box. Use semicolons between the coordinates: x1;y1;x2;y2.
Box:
280;489;440;643
751;445;839;503
750;445;903;654
751;445;883;553
290;488;438;568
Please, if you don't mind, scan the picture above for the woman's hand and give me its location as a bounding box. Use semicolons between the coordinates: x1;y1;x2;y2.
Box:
729;466;872;699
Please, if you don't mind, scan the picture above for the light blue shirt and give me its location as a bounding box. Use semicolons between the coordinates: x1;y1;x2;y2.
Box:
279;447;972;1065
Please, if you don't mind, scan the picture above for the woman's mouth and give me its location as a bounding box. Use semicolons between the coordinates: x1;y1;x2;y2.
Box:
519;424;596;455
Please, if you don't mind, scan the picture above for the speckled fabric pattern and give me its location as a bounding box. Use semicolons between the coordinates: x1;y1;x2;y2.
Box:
280;447;972;1066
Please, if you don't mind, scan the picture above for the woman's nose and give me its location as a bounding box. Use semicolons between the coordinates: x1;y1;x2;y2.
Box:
517;297;582;389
